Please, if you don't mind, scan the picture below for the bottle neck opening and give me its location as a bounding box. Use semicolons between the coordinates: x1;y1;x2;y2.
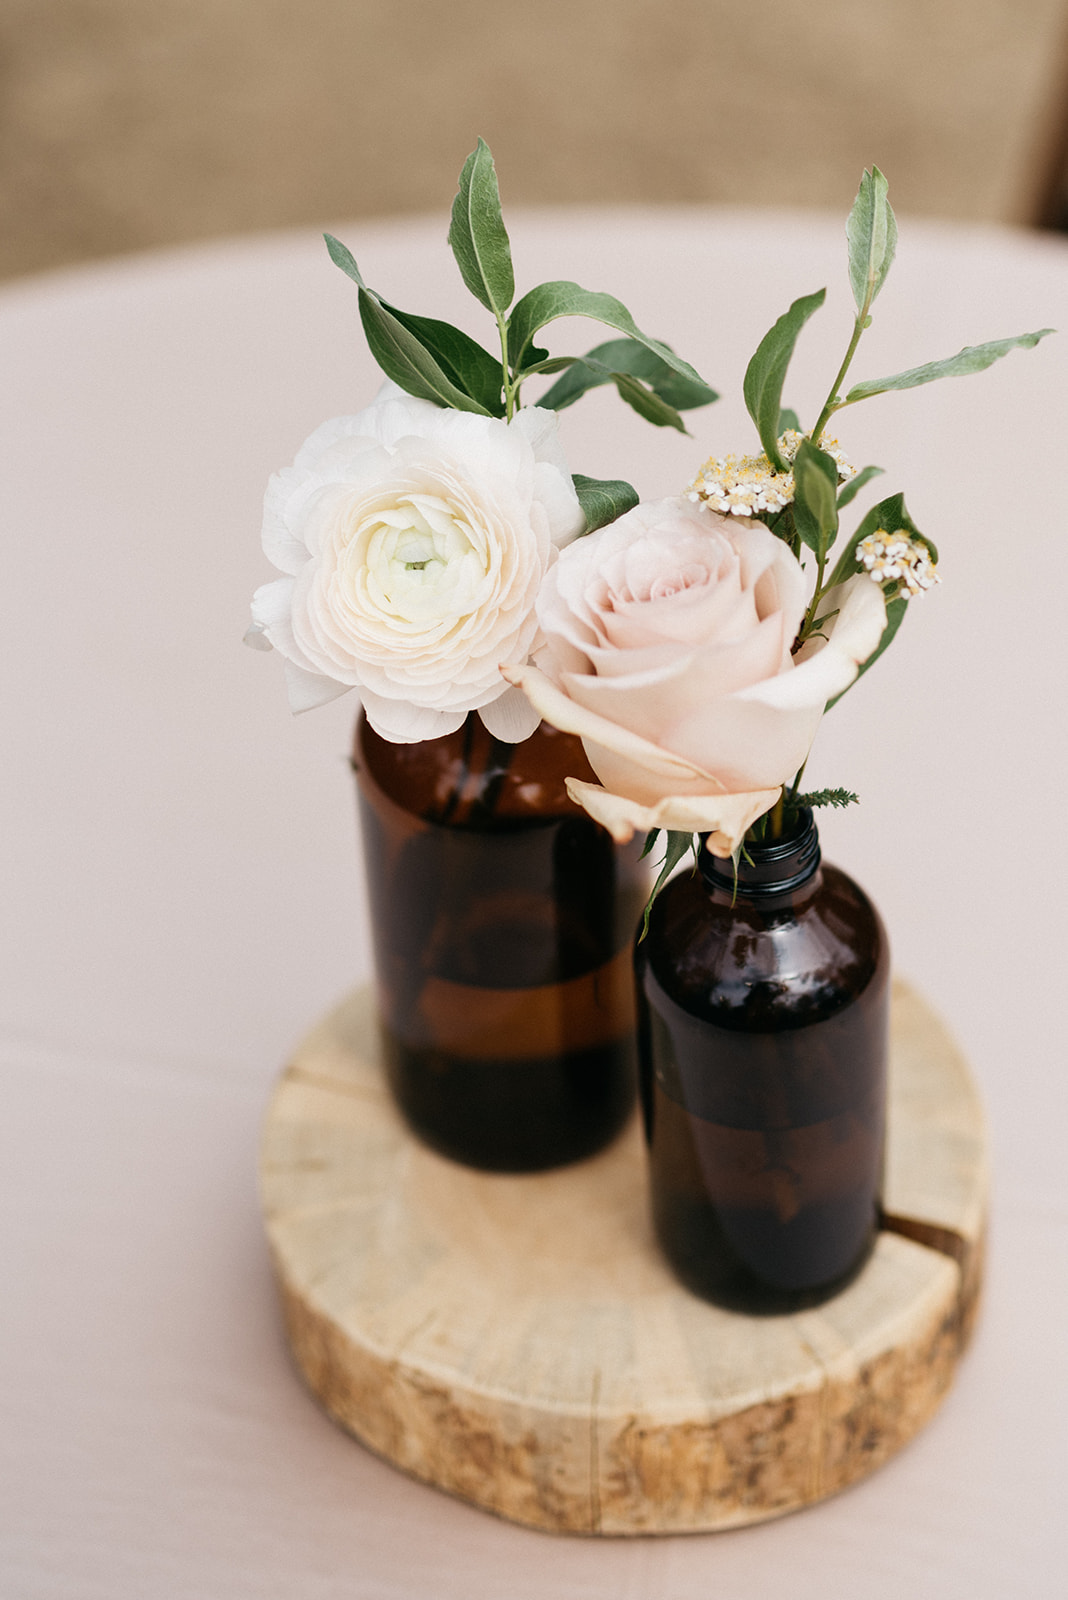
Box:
699;808;821;899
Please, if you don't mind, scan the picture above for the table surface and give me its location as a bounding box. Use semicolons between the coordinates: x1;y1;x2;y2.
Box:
4;205;1067;1598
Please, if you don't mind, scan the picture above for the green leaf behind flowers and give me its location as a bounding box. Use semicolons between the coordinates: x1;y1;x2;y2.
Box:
572;474;640;532
791;439;839;560
325;232;498;414
507;281;708;389
357;293;492;413
447;138;515;317
538;337;719;416
846;167;897;316
777;407;801;433
743;289;826;471
844;328;1054;404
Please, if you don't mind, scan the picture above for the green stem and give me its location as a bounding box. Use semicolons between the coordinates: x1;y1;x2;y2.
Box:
811;271;882;446
767;788;786;839
796;549;829;648
788;757;809;807
497;312;515;421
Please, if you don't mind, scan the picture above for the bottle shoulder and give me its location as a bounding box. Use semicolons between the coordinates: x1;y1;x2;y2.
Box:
639;861;887;1030
354;713;597;826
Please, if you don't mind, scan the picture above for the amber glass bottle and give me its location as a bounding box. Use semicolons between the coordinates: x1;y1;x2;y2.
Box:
354;712;644;1171
635;810;888;1312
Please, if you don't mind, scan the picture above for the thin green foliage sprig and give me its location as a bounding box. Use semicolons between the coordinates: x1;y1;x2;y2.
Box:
639;829;698;938
793;788;859;811
659;166;1054;880
324;138;718;533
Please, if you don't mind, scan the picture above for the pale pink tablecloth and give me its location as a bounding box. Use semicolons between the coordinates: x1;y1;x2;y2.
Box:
4;208;1067;1597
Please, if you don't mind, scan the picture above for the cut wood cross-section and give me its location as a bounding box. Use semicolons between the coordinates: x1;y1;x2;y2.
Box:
259;979;987;1535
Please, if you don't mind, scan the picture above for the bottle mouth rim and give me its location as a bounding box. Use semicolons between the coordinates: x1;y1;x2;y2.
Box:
699;807;821;897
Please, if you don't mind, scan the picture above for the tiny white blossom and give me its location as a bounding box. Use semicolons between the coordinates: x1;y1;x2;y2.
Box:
856;530;940;597
687;432;856;517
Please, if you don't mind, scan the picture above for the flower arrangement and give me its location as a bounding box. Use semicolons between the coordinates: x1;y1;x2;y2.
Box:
248;150;1050;884
246;139;714;744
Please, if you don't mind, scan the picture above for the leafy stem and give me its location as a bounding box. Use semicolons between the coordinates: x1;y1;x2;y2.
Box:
497;311;516;420
796;549;829;647
811;309;868;444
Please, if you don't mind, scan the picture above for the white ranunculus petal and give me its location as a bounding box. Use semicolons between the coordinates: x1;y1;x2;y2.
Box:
477;683;543;743
359;687;468;744
283;659;351;714
249;383;582;739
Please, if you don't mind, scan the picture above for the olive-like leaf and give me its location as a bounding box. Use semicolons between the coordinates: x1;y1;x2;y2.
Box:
358;290;492;413
777;407;801;433
325;232;500;413
537;337;718;413
743;289;827;471
836;463;884;508
792;439;839;560
508;281;707;388
447;138;515;317
844;328;1054;404
846;166;897;315
572;473;640;532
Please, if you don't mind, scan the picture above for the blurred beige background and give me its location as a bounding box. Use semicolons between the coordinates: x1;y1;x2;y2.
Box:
2;0;1068;281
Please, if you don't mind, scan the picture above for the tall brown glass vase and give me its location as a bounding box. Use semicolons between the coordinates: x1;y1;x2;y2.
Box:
354;711;645;1171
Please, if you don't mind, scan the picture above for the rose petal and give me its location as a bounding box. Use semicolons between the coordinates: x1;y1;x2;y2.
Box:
564;777;781;854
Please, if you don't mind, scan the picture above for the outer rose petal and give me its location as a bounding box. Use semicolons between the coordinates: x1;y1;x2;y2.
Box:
565;778;781;854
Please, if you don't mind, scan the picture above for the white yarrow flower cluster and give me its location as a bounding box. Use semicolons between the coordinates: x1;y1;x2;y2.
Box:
856;530;940;597
686;431;856;518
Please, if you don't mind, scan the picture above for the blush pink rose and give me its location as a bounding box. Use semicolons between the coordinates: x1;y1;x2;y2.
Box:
505;497;886;854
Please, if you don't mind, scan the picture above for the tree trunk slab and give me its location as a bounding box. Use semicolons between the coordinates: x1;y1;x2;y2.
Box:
259;978;987;1535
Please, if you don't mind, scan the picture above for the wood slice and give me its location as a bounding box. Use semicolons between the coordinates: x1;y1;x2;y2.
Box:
260;978;987;1535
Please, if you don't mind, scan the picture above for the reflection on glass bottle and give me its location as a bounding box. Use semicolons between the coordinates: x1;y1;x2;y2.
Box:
635;811;889;1312
355;712;645;1171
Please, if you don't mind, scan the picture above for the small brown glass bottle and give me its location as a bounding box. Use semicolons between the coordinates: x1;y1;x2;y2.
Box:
635;810;889;1312
354;712;645;1171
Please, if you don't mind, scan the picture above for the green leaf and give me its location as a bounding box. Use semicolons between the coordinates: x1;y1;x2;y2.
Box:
376;303;505;414
791;438;839;560
507;281;708;389
537;337;718;413
324;233;500;413
826;595;907;710
743;290;826;470
846;166;897;315
844;328;1054;404
447;138;515;317
639;831;697;939
572;473;640;532
610;372;686;432
777;407;801;433
358;289;493;413
826;490;934;589
836;463;884;508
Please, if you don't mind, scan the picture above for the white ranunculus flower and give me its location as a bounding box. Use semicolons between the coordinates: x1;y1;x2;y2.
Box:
247;382;585;743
